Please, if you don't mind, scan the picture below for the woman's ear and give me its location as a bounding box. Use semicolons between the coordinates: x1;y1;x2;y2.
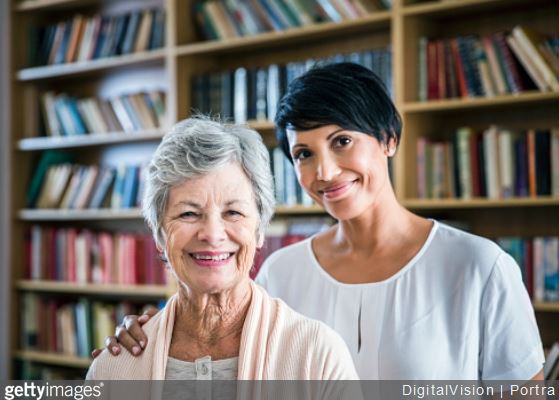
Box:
385;136;397;157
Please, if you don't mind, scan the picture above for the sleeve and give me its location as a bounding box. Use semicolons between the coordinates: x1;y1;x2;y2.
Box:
479;251;545;381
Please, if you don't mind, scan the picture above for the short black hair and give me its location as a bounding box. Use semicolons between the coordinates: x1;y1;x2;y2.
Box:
274;62;402;162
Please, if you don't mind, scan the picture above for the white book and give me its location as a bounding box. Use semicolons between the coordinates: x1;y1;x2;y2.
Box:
456;127;472;199
267;64;280;121
506;34;549;91
110;97;135;132
41;91;62;136
483;126;500;199
86;98;109;133
512;26;559;91
497;128;514;198
272;147;285;204
31;225;42;280
533;237;545;303
234;67;247;124
284;157;297;206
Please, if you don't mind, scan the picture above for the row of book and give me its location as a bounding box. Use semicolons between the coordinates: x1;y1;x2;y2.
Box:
270;147;313;207
28;8;165;67
192;48;392;123
39;90;167;137
195;0;390;40
31;160;148;210
416;127;559;199
21;295;160;358
418;26;559;101
497;236;559;302
252;218;332;277
25;227;167;286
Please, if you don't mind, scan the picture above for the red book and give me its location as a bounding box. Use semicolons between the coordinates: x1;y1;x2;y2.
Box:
135;235;146;285
67;228;77;282
427;40;439;100
450;38;468;97
526;129;537;197
436;40;446;99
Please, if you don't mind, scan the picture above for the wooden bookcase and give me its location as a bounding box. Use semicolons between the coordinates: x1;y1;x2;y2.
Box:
7;0;559;378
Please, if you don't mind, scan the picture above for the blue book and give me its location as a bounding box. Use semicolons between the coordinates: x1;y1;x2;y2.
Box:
92;16;110;59
257;0;286;30
65;97;88;135
149;9;165;49
120;95;143;130
121;11;141;55
122;165;139;208
53;21;72;64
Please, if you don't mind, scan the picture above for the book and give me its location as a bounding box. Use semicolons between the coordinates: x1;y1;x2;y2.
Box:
512;26;559;91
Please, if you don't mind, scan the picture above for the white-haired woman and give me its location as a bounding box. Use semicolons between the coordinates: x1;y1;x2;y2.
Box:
86;117;358;380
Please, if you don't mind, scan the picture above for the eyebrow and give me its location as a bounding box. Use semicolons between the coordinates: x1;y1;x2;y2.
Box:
290;128;346;151
172;199;248;209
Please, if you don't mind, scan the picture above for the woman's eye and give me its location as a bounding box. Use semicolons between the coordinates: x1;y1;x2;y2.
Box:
333;136;352;147
293;149;312;161
225;210;243;218
179;211;197;219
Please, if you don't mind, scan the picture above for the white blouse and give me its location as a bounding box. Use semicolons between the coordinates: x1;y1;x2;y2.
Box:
256;220;544;380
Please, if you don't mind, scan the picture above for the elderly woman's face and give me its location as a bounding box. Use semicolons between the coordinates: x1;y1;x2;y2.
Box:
162;161;260;295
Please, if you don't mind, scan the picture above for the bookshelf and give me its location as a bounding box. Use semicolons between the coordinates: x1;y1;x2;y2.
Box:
6;0;559;378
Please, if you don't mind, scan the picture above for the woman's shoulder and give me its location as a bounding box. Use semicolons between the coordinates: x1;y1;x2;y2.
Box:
86;311;163;380
430;221;504;263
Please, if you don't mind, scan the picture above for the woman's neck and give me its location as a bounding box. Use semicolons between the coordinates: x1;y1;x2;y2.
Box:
174;280;252;346
334;187;417;255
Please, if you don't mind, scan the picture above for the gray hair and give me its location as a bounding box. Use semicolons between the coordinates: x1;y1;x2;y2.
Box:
143;116;275;248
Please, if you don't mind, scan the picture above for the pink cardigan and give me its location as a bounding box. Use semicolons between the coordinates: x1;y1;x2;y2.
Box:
86;282;358;379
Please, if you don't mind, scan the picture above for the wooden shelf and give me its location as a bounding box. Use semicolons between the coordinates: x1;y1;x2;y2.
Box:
18;206;327;220
402;91;559;113
17;129;166;151
14;350;90;368
16;49;167;81
16;280;169;297
247;120;275;132
176;12;391;57
15;0;97;12
275;205;325;215
534;302;559;312
401;0;538;17
404;197;559;210
18;208;143;221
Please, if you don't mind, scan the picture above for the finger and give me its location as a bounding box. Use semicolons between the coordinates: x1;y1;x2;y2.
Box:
124;314;149;351
138;306;158;324
104;336;121;356
91;348;102;359
116;322;144;356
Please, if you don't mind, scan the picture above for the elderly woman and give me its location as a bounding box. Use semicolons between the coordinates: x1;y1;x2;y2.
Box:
86;117;357;380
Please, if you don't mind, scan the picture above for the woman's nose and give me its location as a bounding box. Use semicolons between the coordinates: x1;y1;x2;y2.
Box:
197;216;226;245
316;154;341;181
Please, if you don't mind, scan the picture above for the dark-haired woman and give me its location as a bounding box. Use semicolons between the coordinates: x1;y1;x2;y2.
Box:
98;63;544;381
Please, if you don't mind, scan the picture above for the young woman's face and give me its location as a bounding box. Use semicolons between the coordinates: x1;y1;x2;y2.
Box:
287;125;394;221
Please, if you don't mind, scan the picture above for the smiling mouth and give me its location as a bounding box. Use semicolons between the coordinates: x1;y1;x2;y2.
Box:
189;252;235;267
319;180;357;199
190;253;234;261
